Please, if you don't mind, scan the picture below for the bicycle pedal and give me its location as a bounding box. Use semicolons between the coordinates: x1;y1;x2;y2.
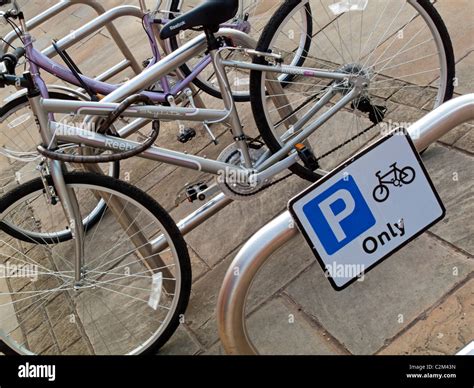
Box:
177;127;197;143
185;182;208;202
295;143;319;171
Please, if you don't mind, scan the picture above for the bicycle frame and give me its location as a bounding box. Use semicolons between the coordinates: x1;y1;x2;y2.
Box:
18;8;207;103
30;27;353;173
10;0;257;105
24;26;357;284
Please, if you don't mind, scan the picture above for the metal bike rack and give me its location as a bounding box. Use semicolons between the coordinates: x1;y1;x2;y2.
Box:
1;0;211;107
1;0;142;78
216;93;474;355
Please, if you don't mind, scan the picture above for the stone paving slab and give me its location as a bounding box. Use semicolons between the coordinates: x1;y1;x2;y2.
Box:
284;234;473;354
455;51;474;95
245;296;344;355
436;0;474;59
439;122;472;146
454;127;474;154
181;174;309;269
159;326;202;355
379;278;473;355
423;144;474;255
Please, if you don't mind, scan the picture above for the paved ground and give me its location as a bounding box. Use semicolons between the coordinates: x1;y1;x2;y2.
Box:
0;0;472;355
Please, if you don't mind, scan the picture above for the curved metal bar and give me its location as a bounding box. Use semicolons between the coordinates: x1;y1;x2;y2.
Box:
406;94;474;151
41;5;143;67
217;212;298;355
99;28;257;103
217;94;474;355
1;1;142;74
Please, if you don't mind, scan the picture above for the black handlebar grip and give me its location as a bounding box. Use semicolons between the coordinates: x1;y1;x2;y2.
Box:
1;46;25;74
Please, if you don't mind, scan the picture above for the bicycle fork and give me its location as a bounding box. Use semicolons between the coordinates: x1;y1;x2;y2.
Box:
28;92;85;286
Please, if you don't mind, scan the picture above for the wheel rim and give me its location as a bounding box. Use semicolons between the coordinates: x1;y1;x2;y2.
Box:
258;0;451;173
0;97;118;242
169;0;305;98
0;180;183;355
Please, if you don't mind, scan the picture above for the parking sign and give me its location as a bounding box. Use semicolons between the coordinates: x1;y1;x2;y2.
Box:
289;133;445;290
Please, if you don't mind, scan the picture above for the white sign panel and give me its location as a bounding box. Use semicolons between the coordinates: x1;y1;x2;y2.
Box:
289;133;445;290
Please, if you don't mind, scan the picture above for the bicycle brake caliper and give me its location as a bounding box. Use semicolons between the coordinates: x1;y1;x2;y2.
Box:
37;162;58;205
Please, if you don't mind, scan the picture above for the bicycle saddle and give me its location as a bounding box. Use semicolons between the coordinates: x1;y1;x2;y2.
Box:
160;0;239;40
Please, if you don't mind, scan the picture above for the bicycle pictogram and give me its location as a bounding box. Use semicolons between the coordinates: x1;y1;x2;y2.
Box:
372;162;416;202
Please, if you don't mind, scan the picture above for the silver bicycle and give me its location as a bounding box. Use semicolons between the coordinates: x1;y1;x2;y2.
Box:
0;0;454;354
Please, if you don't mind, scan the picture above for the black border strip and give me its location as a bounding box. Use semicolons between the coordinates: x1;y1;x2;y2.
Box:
288;132;446;291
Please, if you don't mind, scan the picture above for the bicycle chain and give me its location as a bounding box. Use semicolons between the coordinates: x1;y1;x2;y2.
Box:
224;122;378;198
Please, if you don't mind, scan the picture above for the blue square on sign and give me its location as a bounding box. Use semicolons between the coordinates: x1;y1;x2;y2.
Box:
302;175;376;255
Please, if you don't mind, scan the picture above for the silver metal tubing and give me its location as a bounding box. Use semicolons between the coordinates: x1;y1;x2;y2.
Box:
4;84;89;103
42;5;143;62
217;94;474;355
257;86;351;171
43;98;228;122
151;192;233;253
221;60;349;81
99;28;257;104
49;160;85;284
53;123;246;175
210;50;252;168
1;1;142;74
117;117;151;138
217;212;297;355
94;59;131;83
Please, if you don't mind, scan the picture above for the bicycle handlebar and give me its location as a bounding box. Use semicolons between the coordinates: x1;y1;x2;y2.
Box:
1;46;25;73
0;45;29;87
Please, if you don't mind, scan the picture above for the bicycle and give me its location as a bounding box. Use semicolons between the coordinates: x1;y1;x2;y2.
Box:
0;0;295;170
372;162;416;202
0;0;268;241
0;0;454;354
1;0;453;229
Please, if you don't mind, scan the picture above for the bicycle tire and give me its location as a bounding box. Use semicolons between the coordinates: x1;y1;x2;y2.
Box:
401;166;416;184
250;0;455;182
0;172;191;355
167;0;313;101
0;91;120;244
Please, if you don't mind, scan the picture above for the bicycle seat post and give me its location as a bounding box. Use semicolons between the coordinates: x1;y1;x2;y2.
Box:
205;28;253;169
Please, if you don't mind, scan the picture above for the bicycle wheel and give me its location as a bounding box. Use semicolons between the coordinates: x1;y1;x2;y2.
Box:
373;184;389;202
0;91;120;244
250;0;455;181
0;172;191;355
167;0;312;101
401;166;416;184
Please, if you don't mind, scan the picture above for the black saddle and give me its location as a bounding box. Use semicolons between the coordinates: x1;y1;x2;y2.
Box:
160;0;239;40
